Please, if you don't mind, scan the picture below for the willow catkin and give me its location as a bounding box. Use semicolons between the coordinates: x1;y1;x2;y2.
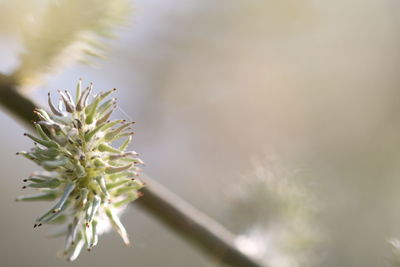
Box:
16;80;144;261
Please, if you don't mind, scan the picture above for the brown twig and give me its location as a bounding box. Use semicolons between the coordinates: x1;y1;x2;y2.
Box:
0;75;264;267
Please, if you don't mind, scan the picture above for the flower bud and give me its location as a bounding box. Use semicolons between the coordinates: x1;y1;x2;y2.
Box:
17;80;144;261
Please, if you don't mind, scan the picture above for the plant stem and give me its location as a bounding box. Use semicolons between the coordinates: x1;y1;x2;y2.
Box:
138;175;264;267
0;74;39;127
0;75;264;267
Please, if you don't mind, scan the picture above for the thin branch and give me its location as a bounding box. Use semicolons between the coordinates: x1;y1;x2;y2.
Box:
0;75;264;267
0;74;39;126
138;175;264;267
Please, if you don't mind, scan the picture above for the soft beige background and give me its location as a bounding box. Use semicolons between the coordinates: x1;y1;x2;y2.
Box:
1;0;400;266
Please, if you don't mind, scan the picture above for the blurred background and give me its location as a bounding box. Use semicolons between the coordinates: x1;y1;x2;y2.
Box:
1;0;400;266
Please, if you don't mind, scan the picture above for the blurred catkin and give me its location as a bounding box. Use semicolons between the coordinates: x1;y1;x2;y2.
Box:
13;0;131;87
231;156;321;267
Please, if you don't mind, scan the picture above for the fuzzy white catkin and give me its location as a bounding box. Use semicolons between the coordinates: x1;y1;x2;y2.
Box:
17;80;144;261
232;157;321;267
